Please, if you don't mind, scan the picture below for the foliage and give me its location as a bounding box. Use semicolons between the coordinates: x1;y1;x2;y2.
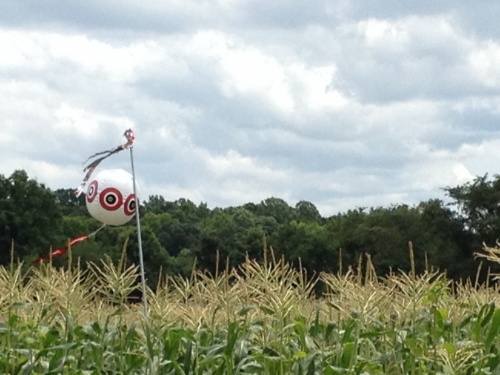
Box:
446;174;500;247
0;251;499;374
53;188;87;216
0;169;494;282
4;170;500;372
324;201;474;278
0;170;63;265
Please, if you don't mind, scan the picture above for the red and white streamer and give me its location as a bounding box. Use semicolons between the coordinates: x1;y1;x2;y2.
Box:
75;129;135;197
33;224;106;265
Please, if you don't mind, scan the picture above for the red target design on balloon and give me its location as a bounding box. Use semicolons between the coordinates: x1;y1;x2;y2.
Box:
99;187;123;211
86;180;98;203
124;194;137;216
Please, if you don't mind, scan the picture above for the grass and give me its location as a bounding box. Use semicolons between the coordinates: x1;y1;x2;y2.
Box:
0;244;499;374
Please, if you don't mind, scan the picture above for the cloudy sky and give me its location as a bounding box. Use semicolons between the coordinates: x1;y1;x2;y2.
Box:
1;1;500;217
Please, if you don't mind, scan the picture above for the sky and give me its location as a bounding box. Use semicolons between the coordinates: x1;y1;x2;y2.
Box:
1;1;500;217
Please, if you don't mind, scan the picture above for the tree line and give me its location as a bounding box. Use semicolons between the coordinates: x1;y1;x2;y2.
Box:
1;169;499;286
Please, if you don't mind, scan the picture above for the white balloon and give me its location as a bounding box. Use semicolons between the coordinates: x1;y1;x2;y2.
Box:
85;169;138;226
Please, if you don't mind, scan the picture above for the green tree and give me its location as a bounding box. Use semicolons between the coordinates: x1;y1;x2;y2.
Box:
416;199;475;278
325;202;473;278
254;197;296;224
143;195;168;214
295;200;323;222
445;174;500;247
53;188;87;216
142;212;195;257
327;206;415;275
274;220;336;273
123;226;172;288
0;170;63;264
196;207;265;272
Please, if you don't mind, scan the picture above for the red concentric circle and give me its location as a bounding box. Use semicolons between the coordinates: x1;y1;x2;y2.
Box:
99;187;123;211
86;180;98;203
124;194;137;216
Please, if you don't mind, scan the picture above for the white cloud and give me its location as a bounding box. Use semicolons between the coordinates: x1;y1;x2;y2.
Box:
452;163;474;183
358;18;410;49
191;31;295;114
469;41;500;88
292;64;350;112
1;1;500;217
54;103;134;140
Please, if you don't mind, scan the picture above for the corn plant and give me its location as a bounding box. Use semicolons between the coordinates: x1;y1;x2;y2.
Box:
0;245;499;374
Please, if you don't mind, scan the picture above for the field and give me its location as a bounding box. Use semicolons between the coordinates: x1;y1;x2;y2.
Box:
1;245;500;375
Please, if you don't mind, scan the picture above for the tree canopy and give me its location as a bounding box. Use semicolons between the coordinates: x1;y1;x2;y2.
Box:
1;170;498;286
0;170;64;264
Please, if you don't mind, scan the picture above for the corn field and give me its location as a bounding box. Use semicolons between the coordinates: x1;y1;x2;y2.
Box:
1;244;500;375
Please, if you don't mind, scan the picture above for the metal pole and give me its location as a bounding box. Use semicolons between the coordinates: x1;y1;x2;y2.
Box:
129;146;149;317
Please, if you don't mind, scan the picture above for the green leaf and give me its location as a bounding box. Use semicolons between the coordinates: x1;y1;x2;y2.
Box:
342;321;356;344
442;342;456;357
8;313;19;326
485;308;500;350
183;338;193;374
341;342;355;368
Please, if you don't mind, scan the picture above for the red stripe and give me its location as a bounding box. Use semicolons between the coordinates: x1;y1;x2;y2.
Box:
33;235;89;265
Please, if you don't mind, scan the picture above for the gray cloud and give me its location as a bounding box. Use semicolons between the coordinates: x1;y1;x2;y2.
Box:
1;1;500;216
